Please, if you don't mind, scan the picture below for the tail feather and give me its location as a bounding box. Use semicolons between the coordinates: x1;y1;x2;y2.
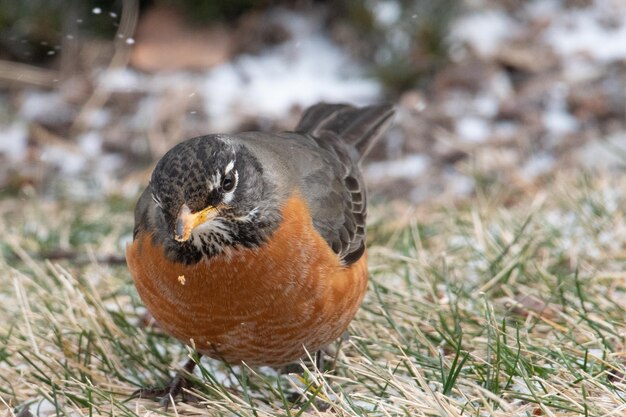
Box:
295;103;395;160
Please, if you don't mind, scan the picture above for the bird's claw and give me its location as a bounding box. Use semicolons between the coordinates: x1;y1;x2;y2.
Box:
130;374;199;408
129;357;200;409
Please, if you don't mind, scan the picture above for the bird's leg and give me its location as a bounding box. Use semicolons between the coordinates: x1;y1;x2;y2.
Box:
328;330;350;371
286;358;332;412
282;333;350;375
280;350;324;374
131;354;202;408
283;350;331;410
316;331;350;373
315;349;325;371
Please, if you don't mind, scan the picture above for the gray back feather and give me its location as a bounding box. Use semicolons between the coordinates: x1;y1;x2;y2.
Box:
290;103;395;265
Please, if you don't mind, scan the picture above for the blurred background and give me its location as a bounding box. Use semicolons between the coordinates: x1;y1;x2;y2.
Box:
0;0;625;205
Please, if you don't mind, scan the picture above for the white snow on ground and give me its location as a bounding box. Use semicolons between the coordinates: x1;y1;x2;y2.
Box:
99;67;144;92
19;90;74;125
444;91;502;120
472;94;500;118
0;9;380;196
40;145;86;175
545;1;626;62
510;376;536;396
543;105;578;137
451;10;520;57
561;56;603;83
204;37;379;130
79;132;102;157
365;154;429;181
578;133;626;169
445;173;475;198
85;108;111;129
2;2;625;201
543;85;579;137
543;188;625;261
29;398;57;416
524;0;561;18
488;70;514;101
201;12;380;131
0;122;27;159
493;121;520;140
520;153;555;181
372;0;402;26
99;11;380;132
456;116;490;143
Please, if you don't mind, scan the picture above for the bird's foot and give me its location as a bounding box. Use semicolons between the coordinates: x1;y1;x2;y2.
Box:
280;350;326;374
280;350;332;411
287;391;331;412
130;357;200;408
132;374;199;407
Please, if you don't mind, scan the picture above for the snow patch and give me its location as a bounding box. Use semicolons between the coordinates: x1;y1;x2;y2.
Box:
365;154;430;181
85;108;111;129
0;122;28;159
201;13;380;131
543;108;577;136
29;398;58;416
524;0;561;19
40;146;86;175
446;173;475;197
99;68;144;92
20;90;74;124
456;116;490;143
543;86;578;137
562;56;603;83
520;153;555;181
493;121;519;139
579;133;626;169
373;1;402;26
545;5;626;63
79;132;102;157
473;94;499;118
452;10;519;57
96;11;380;134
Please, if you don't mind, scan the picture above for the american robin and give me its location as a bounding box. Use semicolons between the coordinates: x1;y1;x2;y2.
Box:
126;103;395;403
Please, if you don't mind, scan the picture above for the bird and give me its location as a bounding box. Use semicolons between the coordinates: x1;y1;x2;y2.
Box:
126;102;395;404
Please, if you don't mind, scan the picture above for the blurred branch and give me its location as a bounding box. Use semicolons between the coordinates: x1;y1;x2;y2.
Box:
0;60;58;88
111;0;141;68
30;123;82;152
41;249;127;265
71;0;139;132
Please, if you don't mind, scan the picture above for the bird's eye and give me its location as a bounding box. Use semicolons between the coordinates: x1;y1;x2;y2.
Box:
221;170;236;192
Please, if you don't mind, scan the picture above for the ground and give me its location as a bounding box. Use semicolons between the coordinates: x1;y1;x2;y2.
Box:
1;0;626;416
2;172;626;416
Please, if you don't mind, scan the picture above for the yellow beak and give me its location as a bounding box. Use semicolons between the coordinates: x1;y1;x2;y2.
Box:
174;204;219;242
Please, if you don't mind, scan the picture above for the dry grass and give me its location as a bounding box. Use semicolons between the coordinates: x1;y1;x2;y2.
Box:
1;171;626;416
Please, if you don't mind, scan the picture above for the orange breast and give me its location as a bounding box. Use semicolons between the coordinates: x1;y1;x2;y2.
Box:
126;194;368;366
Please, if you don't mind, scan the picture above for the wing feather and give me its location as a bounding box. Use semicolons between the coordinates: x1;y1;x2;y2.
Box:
294;103;394;265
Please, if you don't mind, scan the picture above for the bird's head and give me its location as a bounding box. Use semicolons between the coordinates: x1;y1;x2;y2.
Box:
148;136;279;263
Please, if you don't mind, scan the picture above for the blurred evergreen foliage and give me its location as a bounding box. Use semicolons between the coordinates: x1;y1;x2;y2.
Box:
0;0;122;64
154;0;269;24
336;0;460;94
0;0;63;63
0;0;458;94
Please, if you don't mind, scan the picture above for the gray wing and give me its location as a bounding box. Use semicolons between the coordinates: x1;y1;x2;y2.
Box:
298;131;368;265
293;103;395;265
236;130;368;266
